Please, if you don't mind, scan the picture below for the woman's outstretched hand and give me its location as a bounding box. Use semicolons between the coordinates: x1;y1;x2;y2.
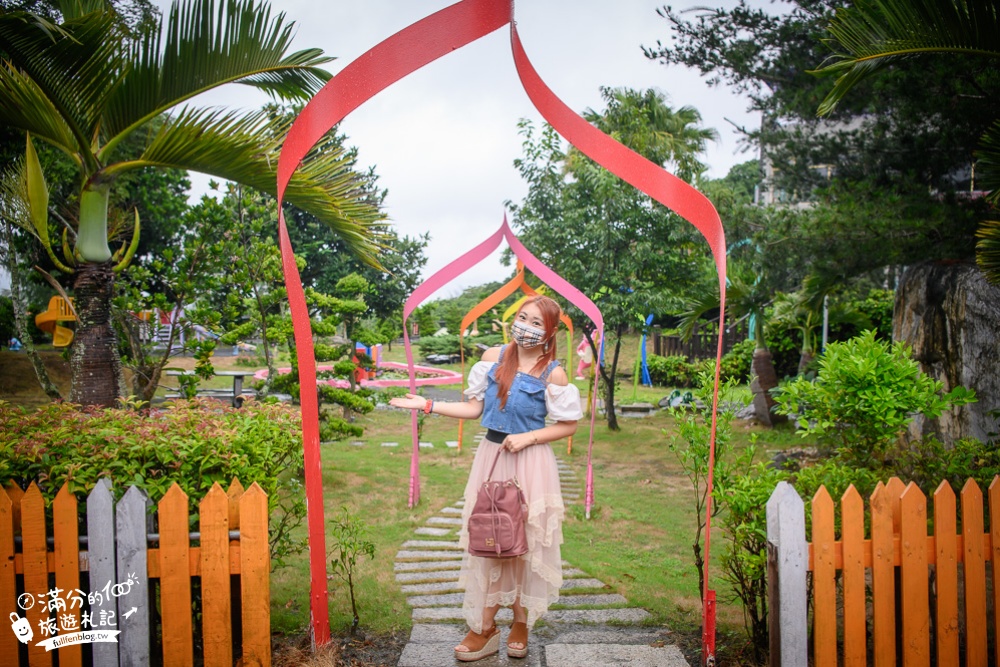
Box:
390;393;426;411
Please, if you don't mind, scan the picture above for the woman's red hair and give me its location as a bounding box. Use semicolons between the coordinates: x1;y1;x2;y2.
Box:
494;295;562;409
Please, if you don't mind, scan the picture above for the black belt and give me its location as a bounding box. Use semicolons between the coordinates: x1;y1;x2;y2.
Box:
485;429;509;443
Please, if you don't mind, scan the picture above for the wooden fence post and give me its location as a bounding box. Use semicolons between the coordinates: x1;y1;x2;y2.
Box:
766;481;807;667
88;478;119;667
116;485;150;667
0;488;16;662
840;485;866;667
23;483;51;667
990;479;1000;666
961;479;986;665
933;481;959;665
240;483;271;667
199;483;232;667
899;483;929;666
53;484;82;667
158;484;193;667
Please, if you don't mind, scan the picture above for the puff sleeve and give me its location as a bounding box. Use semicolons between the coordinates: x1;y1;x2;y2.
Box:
546;383;583;421
462;361;493;402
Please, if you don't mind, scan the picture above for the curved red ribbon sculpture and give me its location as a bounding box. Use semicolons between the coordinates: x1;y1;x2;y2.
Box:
275;0;726;656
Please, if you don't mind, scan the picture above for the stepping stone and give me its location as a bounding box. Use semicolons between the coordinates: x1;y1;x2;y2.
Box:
414;527;452;537
401;540;462;550
381;442;399;447
394;560;462;572
439;506;463;515
427;517;463;526
396;550;463;561
545;608;651;623
561;578;606;590
406;592;464;607
562;568;588;577
398;636;541;667
454;500;465;507
551;594;628;607
445;441;459;448
419;441;434;448
554;629;667;644
350;441;365;446
395;570;460;583
400;580;463;594
546;643;688;667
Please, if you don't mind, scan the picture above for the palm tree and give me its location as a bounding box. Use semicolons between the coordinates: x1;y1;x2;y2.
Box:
770;275;872;375
813;0;1000;282
679;266;785;425
583;87;719;182
0;0;386;407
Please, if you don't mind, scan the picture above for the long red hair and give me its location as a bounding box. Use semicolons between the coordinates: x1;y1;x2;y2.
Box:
494;295;562;409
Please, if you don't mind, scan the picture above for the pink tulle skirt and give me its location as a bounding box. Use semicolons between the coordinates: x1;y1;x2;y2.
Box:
457;437;564;632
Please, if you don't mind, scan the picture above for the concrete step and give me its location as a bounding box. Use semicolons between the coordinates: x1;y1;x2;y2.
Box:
410;607;652;624
414;527;452;537
426;516;463;525
394;559;461;572
395;570;460;584
400;540;462;550
396;550;463;561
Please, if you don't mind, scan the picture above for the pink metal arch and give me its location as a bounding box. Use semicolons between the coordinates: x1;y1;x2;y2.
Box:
275;0;727;656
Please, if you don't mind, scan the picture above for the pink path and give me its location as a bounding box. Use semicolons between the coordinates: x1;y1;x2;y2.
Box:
253;360;462;388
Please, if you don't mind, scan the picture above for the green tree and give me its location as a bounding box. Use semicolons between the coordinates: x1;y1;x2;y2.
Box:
510;88;716;429
643;0;994;275
812;0;1000;282
0;0;386;407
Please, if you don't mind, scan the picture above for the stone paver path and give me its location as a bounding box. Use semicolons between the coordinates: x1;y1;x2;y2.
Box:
395;432;691;666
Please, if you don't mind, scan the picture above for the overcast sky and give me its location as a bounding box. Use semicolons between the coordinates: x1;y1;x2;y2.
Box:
159;0;759;297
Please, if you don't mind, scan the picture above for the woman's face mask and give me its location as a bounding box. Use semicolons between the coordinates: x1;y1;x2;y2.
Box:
511;320;547;349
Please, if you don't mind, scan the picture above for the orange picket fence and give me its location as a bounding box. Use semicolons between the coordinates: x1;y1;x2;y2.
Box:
767;476;1000;667
0;478;270;667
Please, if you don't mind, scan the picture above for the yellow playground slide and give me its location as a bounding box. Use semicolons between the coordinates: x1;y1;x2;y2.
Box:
35;296;76;347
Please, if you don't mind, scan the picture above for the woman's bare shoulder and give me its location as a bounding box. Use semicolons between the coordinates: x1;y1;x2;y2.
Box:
547;365;570;386
481;346;501;362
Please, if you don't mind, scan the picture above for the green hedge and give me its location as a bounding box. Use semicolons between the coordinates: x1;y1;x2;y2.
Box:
0;398;305;565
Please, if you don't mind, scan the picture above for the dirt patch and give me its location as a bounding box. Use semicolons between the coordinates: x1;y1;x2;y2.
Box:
273;631;407;666
0;350;71;406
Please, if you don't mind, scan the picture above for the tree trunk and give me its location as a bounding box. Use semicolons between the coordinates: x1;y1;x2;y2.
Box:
750;348;785;426
3;221;62;400
797;349;815;376
69;261;124;407
894;261;1000;445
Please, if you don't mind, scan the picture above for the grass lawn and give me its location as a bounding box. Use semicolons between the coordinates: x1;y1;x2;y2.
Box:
3;336;804;663
264;374;803;658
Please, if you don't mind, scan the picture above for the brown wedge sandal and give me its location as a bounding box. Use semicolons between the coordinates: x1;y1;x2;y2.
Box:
507;621;529;658
455;625;500;662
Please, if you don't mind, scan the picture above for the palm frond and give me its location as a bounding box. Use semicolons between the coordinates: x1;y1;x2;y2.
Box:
815;0;1000;115
0;8;126;166
975;218;1000;284
102;106;387;266
0;64;79;156
976;119;1000;203
103;0;332;151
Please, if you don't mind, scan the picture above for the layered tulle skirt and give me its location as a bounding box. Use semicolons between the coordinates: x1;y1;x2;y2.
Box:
456;437;564;632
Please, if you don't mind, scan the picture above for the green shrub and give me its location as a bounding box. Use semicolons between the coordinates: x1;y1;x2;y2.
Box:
416;333;502;358
0;398;306;565
646;354;696;387
892;436;1000;495
774;331;976;467
698;338;756;384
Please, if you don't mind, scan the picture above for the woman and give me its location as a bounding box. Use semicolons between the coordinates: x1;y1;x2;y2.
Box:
391;295;582;661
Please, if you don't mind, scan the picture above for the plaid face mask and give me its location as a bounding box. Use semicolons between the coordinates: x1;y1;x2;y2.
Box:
511;321;547;349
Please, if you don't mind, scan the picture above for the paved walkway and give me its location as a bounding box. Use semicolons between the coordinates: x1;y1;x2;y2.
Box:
395;431;691;666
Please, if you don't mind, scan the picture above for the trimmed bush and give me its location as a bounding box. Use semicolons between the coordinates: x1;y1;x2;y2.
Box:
0;398;306;565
